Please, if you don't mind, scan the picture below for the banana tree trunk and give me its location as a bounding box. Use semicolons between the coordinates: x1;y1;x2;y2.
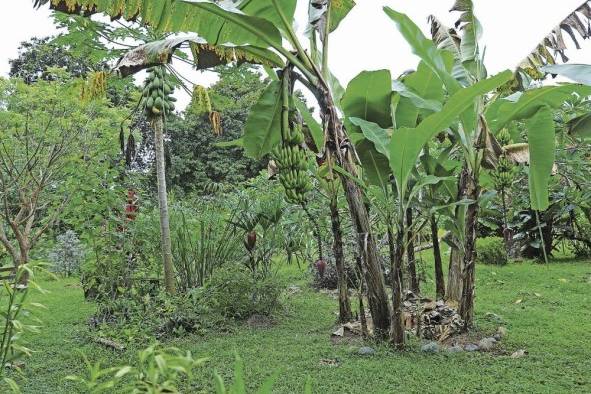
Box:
152;116;176;295
446;167;471;304
430;215;445;300
321;93;391;338
329;195;352;323
406;207;419;294
459;172;480;328
388;224;405;348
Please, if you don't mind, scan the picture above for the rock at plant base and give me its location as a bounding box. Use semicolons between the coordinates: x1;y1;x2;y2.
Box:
447;345;463;353
421;342;440;353
493;333;502;341
497;326;508;338
478;337;497;351
358;346;375;356
464;344;480;352
511;349;527;358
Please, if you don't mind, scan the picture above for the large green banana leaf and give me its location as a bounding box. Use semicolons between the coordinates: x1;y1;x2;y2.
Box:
486;84;591;132
35;0;286;49
341;69;392;133
307;0;356;40
526;106;555;211
243;80;282;159
389;70;512;199
383;7;460;94
540;64;591;85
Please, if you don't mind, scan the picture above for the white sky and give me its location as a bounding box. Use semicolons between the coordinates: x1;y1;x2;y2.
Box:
1;0;590;110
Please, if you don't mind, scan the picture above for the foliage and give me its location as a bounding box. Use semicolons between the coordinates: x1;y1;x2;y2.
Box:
475;237;508;265
0;75;125;273
164;66;267;194
204;265;282;320
0;267;43;391
8;37;99;83
172;205;242;291
66;345;208;393
48;230;85;277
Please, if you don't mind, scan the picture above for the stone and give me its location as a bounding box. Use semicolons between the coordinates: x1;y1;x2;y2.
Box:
497;326;508;338
421;341;440;353
358;346;375;356
511;349;527;358
464;343;480;352
447;345;464;353
493;333;502;341
478;337;497;351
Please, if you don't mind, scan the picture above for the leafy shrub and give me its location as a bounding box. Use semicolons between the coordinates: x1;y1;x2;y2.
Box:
476;237;508;265
48;230;84;276
66;345;208;393
67;347;311;394
204;266;281;319
172;207;242;291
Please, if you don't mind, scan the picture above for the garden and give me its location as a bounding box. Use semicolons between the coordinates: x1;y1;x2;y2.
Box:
0;0;591;392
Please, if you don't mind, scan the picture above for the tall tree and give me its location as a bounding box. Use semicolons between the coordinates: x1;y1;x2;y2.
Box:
140;66;177;295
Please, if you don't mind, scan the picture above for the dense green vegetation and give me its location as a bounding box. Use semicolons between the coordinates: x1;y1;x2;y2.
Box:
1;0;591;392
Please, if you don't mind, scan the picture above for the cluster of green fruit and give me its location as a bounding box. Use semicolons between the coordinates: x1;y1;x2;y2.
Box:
493;128;514;190
272;118;312;204
141;66;176;118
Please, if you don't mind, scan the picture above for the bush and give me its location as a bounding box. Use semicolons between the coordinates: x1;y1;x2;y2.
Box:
476;237;508;265
204;266;281;319
49;230;85;276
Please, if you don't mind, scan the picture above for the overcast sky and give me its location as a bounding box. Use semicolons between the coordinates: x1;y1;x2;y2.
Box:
1;0;589;109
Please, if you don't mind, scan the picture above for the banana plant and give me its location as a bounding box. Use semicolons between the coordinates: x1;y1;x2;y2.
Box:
383;0;591;326
34;0;401;339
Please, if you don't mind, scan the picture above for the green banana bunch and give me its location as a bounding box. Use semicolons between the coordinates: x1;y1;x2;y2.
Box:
272;111;312;204
140;66;177;118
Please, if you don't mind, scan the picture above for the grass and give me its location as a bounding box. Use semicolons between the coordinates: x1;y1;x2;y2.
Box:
8;257;591;393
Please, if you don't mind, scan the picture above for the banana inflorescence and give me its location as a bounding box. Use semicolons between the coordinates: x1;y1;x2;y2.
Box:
140;66;176;118
272;111;312;204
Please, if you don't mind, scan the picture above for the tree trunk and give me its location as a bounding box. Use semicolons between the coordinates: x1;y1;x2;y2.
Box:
321;94;390;338
329;195;352;323
388;224;405;348
459;171;480;328
152;116;176;295
406;208;419;294
446;167;471;304
430;215;445;300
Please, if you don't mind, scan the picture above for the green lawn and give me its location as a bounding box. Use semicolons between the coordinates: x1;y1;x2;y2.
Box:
9;258;591;393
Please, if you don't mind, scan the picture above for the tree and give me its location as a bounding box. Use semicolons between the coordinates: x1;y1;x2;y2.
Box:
9;37;98;83
165;65;267;193
0;74;124;282
140;66;177;295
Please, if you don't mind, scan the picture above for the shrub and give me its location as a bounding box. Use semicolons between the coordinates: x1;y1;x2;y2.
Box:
49;230;85;276
204;266;281;319
476;237;508;265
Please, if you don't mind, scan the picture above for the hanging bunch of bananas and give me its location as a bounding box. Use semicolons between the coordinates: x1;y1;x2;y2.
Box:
493;128;515;191
140;66;176;119
80;71;107;101
272;110;312;204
